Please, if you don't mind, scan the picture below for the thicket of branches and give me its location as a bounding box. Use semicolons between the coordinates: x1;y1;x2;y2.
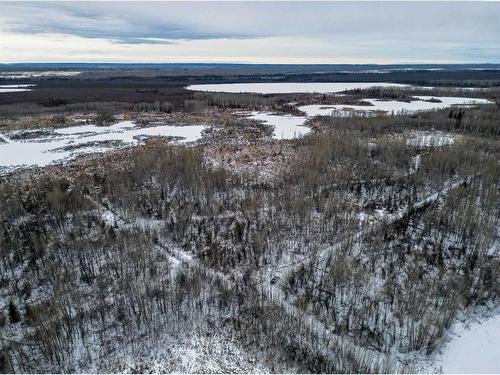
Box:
1;103;499;372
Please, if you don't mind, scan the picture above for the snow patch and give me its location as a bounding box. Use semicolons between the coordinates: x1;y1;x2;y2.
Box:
245;111;310;140
406;134;454;148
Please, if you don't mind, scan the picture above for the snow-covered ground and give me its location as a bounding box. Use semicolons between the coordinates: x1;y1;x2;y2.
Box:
245;111;310;140
438;313;500;373
0;84;35;93
406;134;454;148
419;307;500;373
187;82;410;94
298;96;494;117
113;331;270;374
0;121;206;172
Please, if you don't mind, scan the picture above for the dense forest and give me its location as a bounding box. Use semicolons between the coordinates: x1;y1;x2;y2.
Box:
0;72;499;373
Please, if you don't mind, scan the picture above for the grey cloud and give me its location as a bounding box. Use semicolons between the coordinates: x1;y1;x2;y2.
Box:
0;2;254;42
4;1;498;42
0;1;499;62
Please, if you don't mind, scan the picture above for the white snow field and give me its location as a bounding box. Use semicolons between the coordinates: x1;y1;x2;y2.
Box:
298;96;494;117
187;82;410;94
0;84;35;93
246;111;310;140
428;311;500;373
0;121;206;172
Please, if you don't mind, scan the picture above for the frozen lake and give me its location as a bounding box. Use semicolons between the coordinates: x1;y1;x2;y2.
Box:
0;71;81;79
187;82;410;94
0;84;35;93
299;96;494;117
0;121;206;172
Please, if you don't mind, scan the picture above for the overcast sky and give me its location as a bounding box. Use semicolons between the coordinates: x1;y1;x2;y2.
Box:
1;1;499;64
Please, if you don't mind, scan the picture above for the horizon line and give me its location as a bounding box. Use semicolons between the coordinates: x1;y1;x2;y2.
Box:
2;62;500;66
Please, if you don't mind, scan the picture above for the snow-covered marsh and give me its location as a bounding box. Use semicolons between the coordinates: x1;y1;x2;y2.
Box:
298;96;495;117
238;95;494;141
218;82;494;140
0;121;206;172
187;82;410;94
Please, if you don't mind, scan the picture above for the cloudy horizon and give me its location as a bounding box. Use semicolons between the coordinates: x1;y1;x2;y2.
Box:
1;1;499;64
